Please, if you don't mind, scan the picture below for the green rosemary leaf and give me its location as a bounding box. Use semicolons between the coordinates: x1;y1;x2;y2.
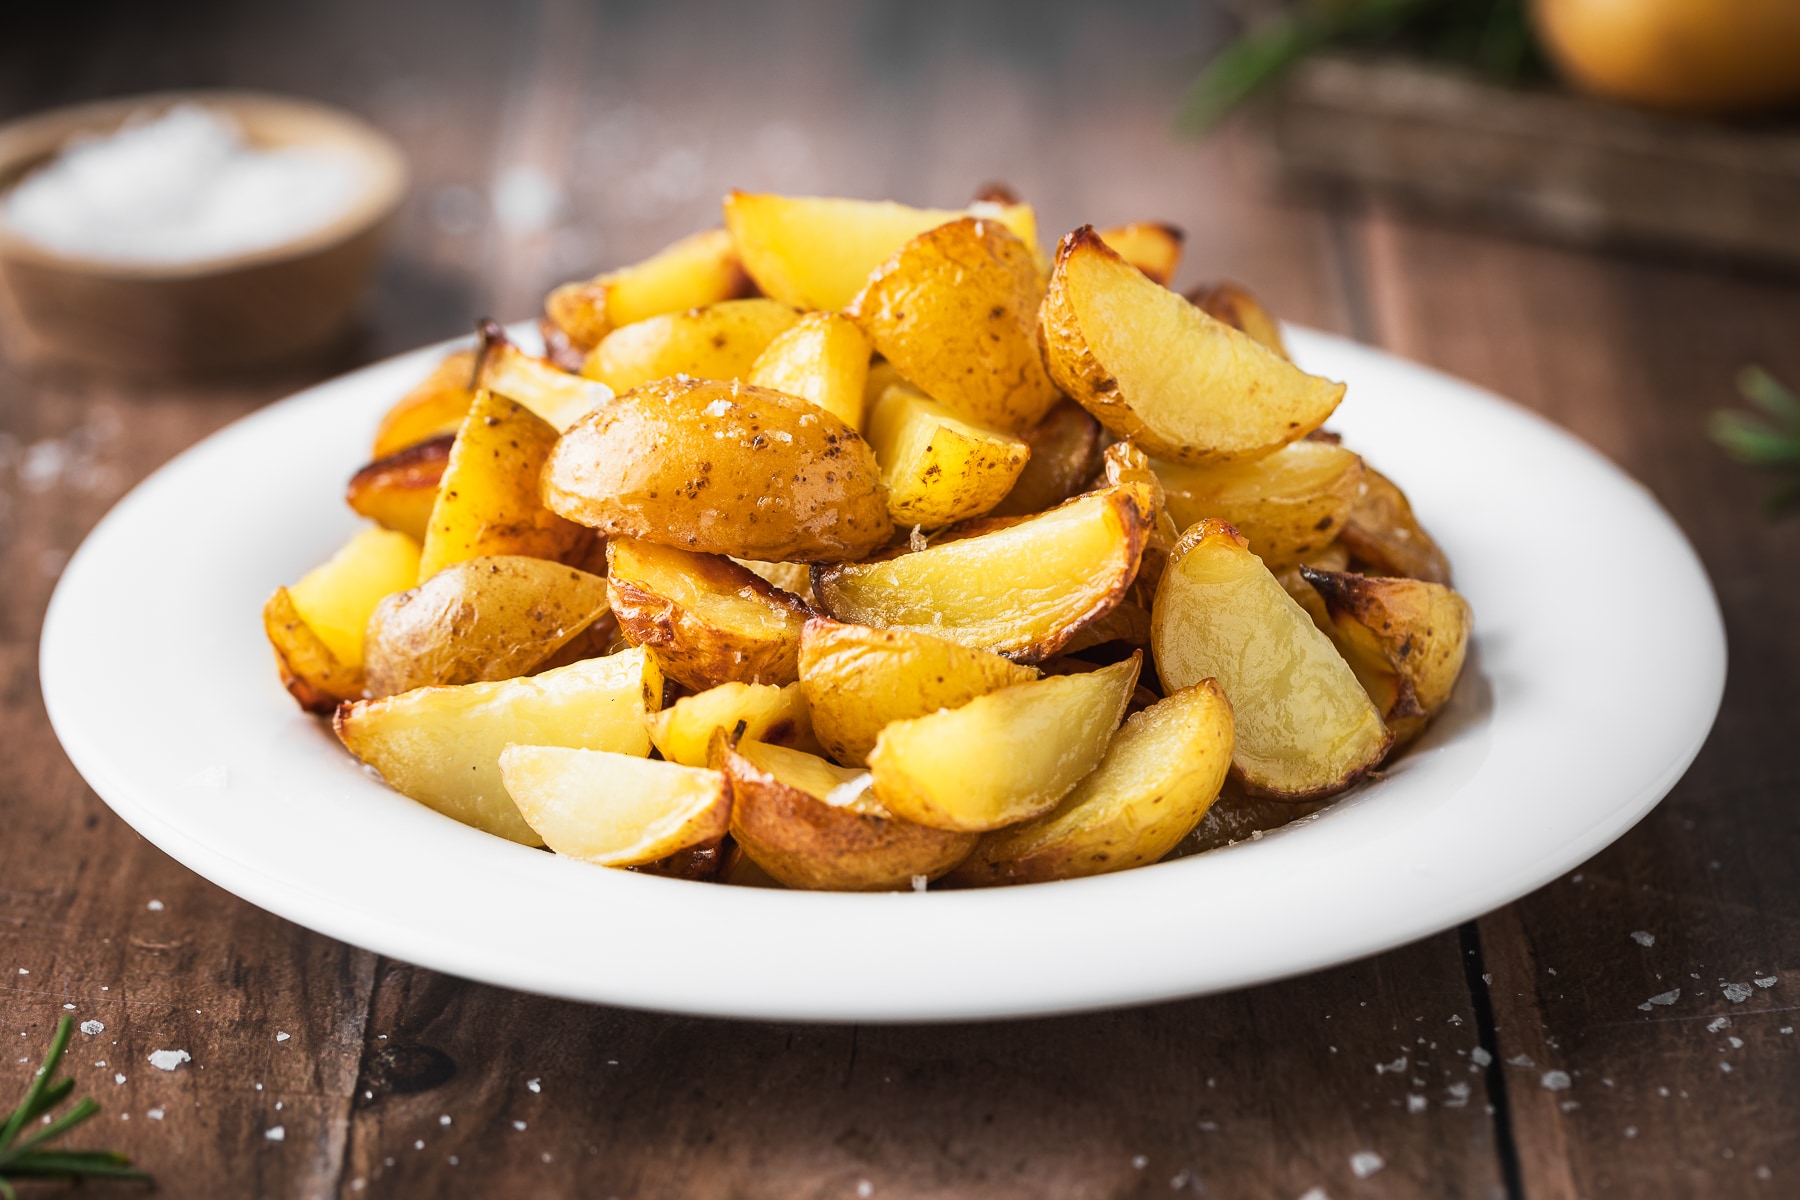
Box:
2;1151;149;1180
0;1015;148;1190
1737;365;1800;426
0;1018;72;1151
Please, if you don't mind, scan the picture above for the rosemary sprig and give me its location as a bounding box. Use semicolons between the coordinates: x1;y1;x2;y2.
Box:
0;1016;149;1199
1710;366;1800;514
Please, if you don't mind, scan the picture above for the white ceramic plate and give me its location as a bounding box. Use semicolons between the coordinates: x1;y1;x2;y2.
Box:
40;328;1725;1022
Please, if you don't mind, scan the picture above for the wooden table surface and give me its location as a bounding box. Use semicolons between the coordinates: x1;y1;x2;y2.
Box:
4;2;1798;1197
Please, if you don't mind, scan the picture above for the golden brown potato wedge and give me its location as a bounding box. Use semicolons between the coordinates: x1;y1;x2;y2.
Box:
334;648;663;845
473;319;613;431
416;390;587;582
1300;568;1472;746
1339;466;1453;585
363;556;611;698
865;382;1031;527
1187;281;1289;359
746;311;872;432
1041;227;1343;464
499;746;730;867
1152;520;1390;799
847;216;1060;432
581;297;800;393
345;435;452;543
372;349;476;458
990;398;1105;517
543;377;893;563
868;653;1140;831
798;618;1040;767
812;483;1151;663
545;227;752;351
606;538;812;690
265;526;423;711
1153;440;1365;572
649;681;819;767
723;191;1041;312
949;680;1233;885
724;739;976;891
1098;440;1180;599
1097;221;1185;287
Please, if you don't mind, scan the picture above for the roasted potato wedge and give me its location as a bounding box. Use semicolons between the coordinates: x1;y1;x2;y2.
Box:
416;390;587;582
649;681;818;767
798;618;1040;766
1041;227;1343;464
1153;440;1365;571
1098;440;1180;599
746;311;872;432
1187;281;1289;359
950;680;1233;885
724;740;976;891
545;227;752;351
334;648;662;845
1097;221;1185;287
812;483;1151;662
1152;520;1390;799
990;398;1105;517
723;191;1041;311
866;382;1031;527
473;320;612;431
581;297;800;393
544;377;892;563
264;526;422;710
1340;466;1453;585
372;349;476;458
345;435;452;543
733;558;815;603
1300;568;1472;746
363;556;611;698
847;216;1059;432
499;746;730;867
869;653;1140;831
606;538;812;690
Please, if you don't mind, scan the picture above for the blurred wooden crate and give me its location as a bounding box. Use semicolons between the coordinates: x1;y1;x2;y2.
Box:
1262;53;1800;271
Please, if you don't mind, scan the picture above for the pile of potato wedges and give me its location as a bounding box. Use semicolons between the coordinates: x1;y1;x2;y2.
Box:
263;187;1472;891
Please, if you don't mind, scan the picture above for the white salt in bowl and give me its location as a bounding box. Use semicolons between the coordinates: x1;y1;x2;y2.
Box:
0;91;406;373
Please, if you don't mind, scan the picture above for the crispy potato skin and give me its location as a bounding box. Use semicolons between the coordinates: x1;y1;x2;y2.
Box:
1300;568;1472;746
1186;281;1289;359
606;538;813;690
1340;467;1453;585
363;556;611;698
990;399;1105;517
1153;440;1366;573
372;349;476;458
1099;440;1180;600
1152;519;1390;800
417;391;587;582
724;741;976;891
812;483;1152;663
1097;221;1185;287
866;383;1031;527
848;217;1060;433
1040;227;1343;465
950;680;1233;885
581;297;800;392
798;618;1040;766
263;587;362;714
543;378;893;563
346;435;452;543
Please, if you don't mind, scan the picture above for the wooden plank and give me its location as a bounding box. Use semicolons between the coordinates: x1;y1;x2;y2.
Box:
1353;199;1800;1197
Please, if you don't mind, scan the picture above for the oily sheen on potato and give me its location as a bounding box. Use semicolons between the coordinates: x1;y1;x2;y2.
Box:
543;377;893;562
1154;440;1366;572
545;227;751;351
1152;520;1390;798
500;746;731;867
1040;227;1344;465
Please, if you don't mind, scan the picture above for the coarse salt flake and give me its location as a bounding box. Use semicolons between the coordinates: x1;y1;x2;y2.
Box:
265;1125;285;1142
1723;983;1753;1003
147;899;165;912
1640;988;1681;1010
1755;975;1778;988
1708;1017;1730;1033
1469;1046;1492;1067
1630;931;1655;947
275;1032;290;1042
526;1078;541;1093
80;1020;104;1036
147;1108;164;1120
1407;1094;1427;1113
1541;1071;1572;1091
147;1049;190;1071
1350;1151;1385;1179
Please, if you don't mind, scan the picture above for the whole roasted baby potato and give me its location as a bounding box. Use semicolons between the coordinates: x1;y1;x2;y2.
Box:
606;537;812;690
1041;227;1343;464
1153;520;1390;799
724;739;976;891
362;556;611;698
543;377;893;562
847;217;1060;432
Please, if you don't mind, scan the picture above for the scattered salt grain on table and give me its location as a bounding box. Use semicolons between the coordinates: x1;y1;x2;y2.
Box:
146;900;164;912
1541;1071;1572;1091
265;1125;285;1142
1630;931;1655;947
526;1077;541;1093
1350;1151;1385;1179
1755;975;1778;988
146;1049;190;1071
80;1020;104;1036
1639;988;1681;1010
2;104;362;266
276;1032;290;1042
147;1108;164;1121
1723;983;1753;1003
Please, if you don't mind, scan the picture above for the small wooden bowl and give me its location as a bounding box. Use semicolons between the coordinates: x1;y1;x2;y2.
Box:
0;91;407;373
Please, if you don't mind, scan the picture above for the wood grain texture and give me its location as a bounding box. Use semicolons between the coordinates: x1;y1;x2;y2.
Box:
1;1;1790;1196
